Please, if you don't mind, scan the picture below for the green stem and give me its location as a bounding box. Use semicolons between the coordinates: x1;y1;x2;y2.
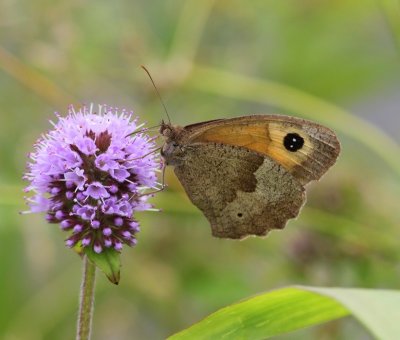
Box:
76;255;96;340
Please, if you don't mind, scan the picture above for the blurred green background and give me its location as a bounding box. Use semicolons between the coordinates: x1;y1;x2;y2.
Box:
1;0;400;339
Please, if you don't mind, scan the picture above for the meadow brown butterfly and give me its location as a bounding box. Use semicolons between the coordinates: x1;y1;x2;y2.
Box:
160;115;340;239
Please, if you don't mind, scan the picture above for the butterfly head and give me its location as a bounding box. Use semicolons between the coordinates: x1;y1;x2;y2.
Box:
160;120;186;166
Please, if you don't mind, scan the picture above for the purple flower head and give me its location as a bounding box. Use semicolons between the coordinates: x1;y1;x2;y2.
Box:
24;104;160;253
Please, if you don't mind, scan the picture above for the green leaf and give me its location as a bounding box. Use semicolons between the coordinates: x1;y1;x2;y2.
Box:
168;286;400;340
303;286;400;340
83;247;121;284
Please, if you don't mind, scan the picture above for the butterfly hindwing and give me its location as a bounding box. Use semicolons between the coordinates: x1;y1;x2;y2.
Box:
173;142;305;239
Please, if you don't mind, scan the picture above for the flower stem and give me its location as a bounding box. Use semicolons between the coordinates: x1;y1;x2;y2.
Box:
76;255;96;340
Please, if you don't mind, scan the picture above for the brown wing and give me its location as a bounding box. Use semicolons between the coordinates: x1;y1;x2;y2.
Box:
174;142;305;239
181;114;340;185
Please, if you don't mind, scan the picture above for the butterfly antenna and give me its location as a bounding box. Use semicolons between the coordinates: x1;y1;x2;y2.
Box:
141;65;171;125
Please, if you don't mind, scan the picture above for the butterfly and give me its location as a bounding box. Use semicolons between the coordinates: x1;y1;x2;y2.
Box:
160;114;340;239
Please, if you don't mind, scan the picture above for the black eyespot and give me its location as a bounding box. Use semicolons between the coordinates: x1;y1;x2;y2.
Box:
283;133;304;152
237;213;243;218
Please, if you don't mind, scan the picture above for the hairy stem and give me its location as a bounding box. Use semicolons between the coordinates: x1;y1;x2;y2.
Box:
76;255;96;340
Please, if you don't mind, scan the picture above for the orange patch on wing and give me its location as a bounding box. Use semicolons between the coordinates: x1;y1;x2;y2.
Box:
190;123;313;172
191;123;271;154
